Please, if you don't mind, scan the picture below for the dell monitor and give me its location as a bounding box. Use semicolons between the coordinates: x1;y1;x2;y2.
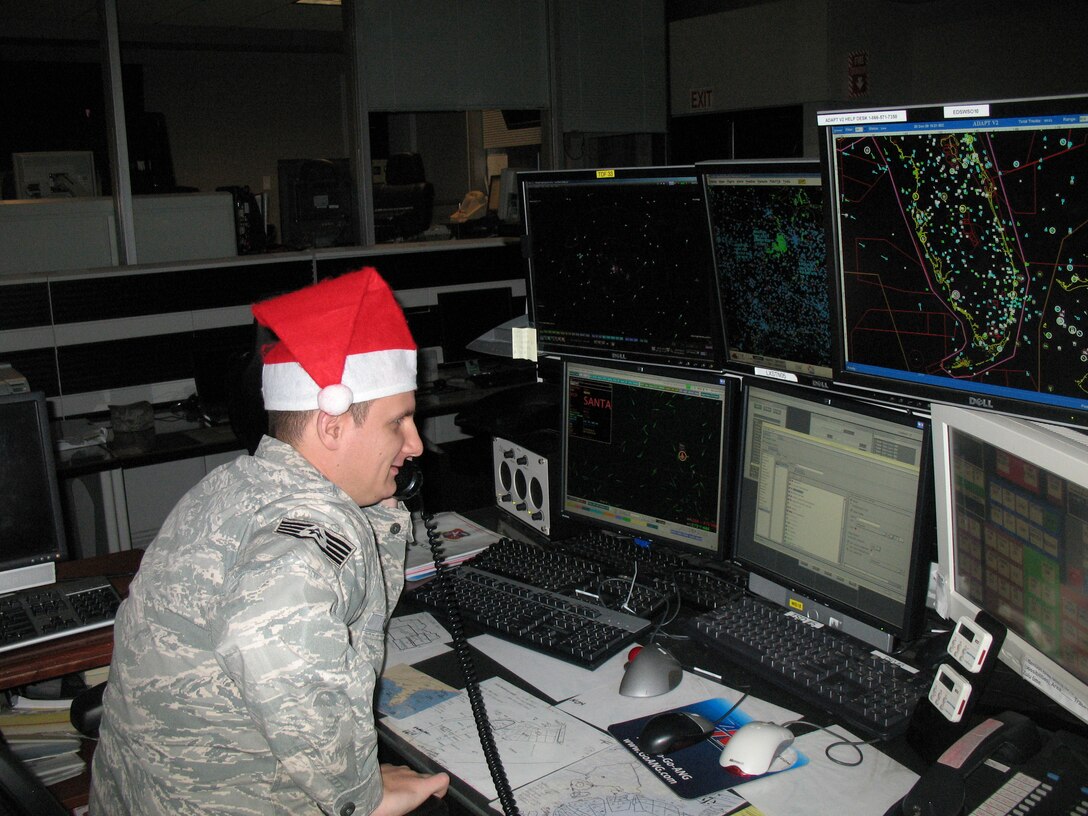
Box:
698;158;832;384
932;403;1088;726
732;379;934;652
818;93;1088;427
522;166;725;371
0;391;68;593
560;359;736;557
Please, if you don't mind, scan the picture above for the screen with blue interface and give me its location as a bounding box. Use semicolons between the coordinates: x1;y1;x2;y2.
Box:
561;360;735;555
819;94;1088;426
699;159;831;383
521;167;725;370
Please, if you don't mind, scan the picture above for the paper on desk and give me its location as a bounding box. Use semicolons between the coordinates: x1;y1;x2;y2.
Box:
383;676;614;802
468;633;631;702
739;725;917;816
385;612;451;666
407;512;497;581
499;741;751;816
557;672;799;733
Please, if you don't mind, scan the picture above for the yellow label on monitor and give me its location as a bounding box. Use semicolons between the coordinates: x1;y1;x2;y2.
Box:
595;169;616;178
788;598;804;611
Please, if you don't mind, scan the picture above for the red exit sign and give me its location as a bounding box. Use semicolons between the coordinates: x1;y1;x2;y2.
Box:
690;88;714;110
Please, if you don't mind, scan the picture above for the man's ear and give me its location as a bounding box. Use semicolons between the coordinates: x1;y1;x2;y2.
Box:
314;410;346;450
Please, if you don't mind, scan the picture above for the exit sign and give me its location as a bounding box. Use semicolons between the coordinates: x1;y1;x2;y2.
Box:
690;88;714;110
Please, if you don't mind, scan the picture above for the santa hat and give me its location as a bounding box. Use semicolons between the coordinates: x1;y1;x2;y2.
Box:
252;267;417;415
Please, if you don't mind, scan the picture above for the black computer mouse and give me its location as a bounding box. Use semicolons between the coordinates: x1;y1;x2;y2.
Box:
636;710;715;755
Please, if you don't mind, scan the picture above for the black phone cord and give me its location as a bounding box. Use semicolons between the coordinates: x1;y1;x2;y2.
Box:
422;510;521;816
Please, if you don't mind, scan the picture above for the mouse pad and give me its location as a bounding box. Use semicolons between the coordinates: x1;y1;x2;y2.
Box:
607;697;808;799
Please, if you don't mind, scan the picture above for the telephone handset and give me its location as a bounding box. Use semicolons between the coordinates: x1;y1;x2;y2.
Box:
393;460;423;502
886;711;1041;816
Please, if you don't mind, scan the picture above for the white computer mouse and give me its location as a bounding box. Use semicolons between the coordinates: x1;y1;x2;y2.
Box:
718;721;796;776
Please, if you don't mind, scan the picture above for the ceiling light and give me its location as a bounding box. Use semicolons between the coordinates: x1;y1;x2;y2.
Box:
295;0;341;6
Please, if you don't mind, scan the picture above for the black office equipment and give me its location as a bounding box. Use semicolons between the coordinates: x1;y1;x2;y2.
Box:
697;158;831;385
521;166;725;370
277;158;357;249
412;566;651;669
819;92;1088;428
558;359;737;559
730;378;934;652
437;287;514;365
687;593;932;740
0;391;68;595
373;152;434;242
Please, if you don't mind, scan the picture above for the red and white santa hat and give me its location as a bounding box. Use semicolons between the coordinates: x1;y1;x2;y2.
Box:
252;267;417;415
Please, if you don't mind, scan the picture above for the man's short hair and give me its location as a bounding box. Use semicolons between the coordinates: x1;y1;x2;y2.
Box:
269;400;372;445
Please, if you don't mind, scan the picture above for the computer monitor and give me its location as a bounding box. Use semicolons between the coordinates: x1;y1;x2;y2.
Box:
698;158;832;384
12;151;98;199
818;93;1088;427
277;158;358;249
0;391;68;593
521;166;725;371
932;403;1088;726
732;379;934;651
560;359;737;556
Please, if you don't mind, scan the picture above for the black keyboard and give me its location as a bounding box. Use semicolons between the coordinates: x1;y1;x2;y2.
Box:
411;566;651;668
555;529;748;610
467;537;669;619
0;576;122;654
685;594;932;739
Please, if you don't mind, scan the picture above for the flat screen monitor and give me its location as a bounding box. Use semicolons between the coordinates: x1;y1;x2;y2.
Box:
277;158;358;249
521;166;725;371
560;359;736;556
733;379;934;651
932;403;1088;726
698;158;832;384
818;93;1088;427
0;392;67;592
13;151;98;199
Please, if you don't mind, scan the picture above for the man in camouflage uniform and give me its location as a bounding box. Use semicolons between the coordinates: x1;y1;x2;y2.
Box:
90;268;450;816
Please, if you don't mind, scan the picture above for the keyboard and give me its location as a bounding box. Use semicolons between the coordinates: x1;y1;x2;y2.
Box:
685;594;932;739
466;536;669;619
555;529;747;610
0;576;123;654
411;566;651;668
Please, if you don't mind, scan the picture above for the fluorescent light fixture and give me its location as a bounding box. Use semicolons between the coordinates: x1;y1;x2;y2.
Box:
295;0;340;5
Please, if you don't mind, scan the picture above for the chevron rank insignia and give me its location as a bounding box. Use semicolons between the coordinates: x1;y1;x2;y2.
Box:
276;518;356;568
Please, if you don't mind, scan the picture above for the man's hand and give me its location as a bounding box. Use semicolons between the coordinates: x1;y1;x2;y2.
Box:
373;763;450;816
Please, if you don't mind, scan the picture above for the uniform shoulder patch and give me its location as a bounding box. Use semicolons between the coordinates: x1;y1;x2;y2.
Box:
275;518;357;568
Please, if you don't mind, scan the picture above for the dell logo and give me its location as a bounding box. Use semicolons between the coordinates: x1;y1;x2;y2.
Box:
968;396;995;409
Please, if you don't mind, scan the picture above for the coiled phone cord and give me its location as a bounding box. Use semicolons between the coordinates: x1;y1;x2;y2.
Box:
422;510;521;816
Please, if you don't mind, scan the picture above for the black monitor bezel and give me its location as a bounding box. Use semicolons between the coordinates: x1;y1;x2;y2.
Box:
0;390;68;573
558;358;739;559
696;157;833;389
819;93;1088;428
730;376;935;643
520;164;726;372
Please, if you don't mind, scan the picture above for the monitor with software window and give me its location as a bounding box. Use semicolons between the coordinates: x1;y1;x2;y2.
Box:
560;359;736;557
932;403;1088;726
698;158;832;385
0;391;67;594
819;93;1088;427
732;379;934;652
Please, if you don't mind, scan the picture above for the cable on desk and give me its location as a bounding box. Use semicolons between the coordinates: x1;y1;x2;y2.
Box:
424;508;520;816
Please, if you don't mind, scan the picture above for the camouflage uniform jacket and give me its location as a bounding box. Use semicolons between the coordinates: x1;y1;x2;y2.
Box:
89;436;411;816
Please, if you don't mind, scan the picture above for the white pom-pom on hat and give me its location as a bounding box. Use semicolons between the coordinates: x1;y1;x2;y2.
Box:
317;384;354;416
